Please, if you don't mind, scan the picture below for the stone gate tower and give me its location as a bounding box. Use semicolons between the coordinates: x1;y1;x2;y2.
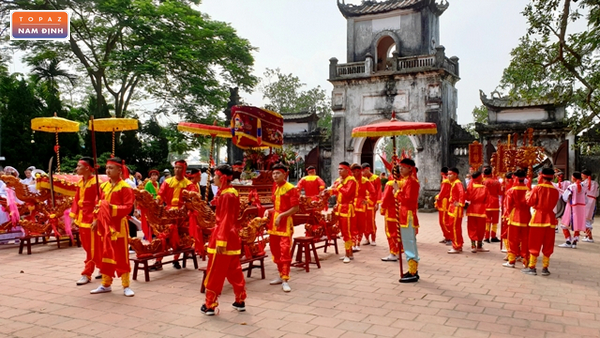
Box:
328;0;460;207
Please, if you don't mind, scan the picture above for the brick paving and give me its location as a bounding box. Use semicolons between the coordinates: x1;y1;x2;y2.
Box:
1;212;599;337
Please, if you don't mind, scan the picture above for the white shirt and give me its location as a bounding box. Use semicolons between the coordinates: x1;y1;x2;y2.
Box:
200;172;208;186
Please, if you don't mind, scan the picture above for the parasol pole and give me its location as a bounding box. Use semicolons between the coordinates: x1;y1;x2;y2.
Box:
205;134;216;202
111;129;116;158
90;116;101;199
388;111;404;278
48;156;55;208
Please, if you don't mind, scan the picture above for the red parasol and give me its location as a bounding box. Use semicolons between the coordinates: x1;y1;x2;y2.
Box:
351;119;437;138
351;111;437;280
177;121;231;201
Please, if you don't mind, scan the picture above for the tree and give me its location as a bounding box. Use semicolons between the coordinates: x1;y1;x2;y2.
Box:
260;68;332;133
499;0;600;132
2;0;257;120
465;105;488;138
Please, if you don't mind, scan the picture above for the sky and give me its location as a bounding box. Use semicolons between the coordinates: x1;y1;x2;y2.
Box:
198;0;530;125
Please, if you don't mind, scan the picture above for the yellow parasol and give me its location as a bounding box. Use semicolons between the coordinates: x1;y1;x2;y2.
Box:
31;113;81;172
88;117;138;157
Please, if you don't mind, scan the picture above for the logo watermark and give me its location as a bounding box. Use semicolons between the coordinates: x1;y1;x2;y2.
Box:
10;10;70;40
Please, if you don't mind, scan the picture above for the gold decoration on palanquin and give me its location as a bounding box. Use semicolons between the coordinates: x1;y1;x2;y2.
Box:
128;238;163;258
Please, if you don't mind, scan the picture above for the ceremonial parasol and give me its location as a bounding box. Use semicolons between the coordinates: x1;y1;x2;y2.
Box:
31;113;81;173
177;121;231;201
351;111;437;280
88;117;138;157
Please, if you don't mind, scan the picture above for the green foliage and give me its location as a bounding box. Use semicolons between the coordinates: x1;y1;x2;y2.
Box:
378;136;414;162
465;105;488;138
260;68;332;135
2;0;257;120
499;0;600;132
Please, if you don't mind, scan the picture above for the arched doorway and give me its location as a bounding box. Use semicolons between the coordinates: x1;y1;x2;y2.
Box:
305;146;320;173
360;137;379;168
376;35;396;71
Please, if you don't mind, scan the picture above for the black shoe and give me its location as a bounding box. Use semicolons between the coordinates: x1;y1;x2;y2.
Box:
521;267;537;275
490;237;500;243
94;274;102;280
173;261;181;270
401;271;420;280
200;304;215;316
541;268;550;276
399;273;419;283
484;239;490;243
232;302;246;312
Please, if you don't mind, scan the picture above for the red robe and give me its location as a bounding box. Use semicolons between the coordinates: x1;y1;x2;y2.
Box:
364;173;381;240
70;176;101;278
204;186;246;308
332;175;357;251
504;183;531;265
157;176;195;251
97;180;135;278
435;177;452;240
297;175;326;198
447;179;465;250
483;176;502;224
465;181;488;242
526;182;559;265
268;181;299;281
353;175;376;245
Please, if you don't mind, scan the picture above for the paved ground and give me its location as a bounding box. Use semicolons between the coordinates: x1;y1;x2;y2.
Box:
1;212;599;338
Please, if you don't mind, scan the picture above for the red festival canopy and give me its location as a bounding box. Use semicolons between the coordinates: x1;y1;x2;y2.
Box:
351;116;437;138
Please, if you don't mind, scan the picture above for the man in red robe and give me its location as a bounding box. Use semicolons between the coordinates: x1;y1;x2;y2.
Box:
362;163;381;246
201;164;247;316
483;166;502;243
388;159;421;283
351;163;376;251
447;167;466;254
465;171;490;253
70;157;101;285
503;169;531;268
296;165;326;200
90;157;135;297
523;167;560;276
380;169;400;262
265;163;299;292
435;167;452;245
330;161;357;263
153;159;194;270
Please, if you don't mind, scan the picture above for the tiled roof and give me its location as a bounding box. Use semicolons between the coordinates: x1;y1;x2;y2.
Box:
282;111;318;122
479;90;556;109
337;0;444;18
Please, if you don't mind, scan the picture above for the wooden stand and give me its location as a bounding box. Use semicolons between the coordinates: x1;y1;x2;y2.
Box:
314;235;339;254
290;236;321;272
18;231;81;255
131;247;198;282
